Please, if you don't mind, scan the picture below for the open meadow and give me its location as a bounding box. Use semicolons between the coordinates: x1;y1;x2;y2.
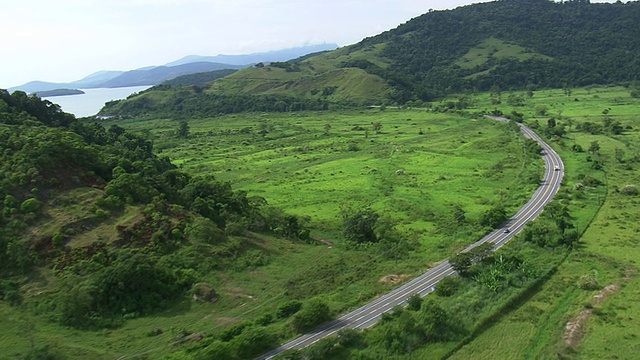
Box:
1;107;543;359
111;108;542;250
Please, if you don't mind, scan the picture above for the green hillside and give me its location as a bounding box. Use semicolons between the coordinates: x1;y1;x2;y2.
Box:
101;0;640;118
0;90;319;359
5;0;640;359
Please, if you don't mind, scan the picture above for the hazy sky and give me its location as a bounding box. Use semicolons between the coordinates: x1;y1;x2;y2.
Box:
1;0;617;88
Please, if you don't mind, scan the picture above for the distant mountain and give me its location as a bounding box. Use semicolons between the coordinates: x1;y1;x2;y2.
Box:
10;81;70;94
10;71;125;94
99;62;245;88
104;0;640;116
165;43;339;67
9;44;336;93
73;70;125;87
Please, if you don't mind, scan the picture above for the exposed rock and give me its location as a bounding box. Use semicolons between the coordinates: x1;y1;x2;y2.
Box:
191;282;219;303
379;274;410;285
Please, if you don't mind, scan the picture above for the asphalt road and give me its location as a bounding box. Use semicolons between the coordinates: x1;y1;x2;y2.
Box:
256;116;564;360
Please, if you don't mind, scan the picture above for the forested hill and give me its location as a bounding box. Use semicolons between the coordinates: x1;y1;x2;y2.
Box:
0;89;310;339
367;0;640;102
101;0;640;117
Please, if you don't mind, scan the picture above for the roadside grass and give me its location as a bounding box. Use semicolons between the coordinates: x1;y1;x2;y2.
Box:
439;85;640;359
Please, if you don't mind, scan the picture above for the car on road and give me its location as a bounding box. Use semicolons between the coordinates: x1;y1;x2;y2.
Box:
503;228;510;233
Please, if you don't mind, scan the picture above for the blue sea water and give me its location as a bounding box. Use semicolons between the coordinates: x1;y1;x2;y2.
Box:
42;85;151;118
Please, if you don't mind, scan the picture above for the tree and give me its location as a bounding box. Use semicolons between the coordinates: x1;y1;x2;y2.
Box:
450;243;494;274
291;300;331;333
343;209;379;243
435;276;460;297
20;198;42;213
177;121;190;138
480;206;507;228
406;294;423;311
535;105;548;116
588;140;600;155
277;300;303;319
523;220;561;248
509;111;524;122
547;118;556;129
372;122;383;134
449;252;473;273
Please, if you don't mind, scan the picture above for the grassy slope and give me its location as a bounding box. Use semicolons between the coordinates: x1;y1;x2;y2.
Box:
117;109;539;253
444;86;640;360
207;44;391;104
455;37;553;79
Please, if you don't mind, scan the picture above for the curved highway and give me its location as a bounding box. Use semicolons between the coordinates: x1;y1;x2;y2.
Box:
256;116;564;360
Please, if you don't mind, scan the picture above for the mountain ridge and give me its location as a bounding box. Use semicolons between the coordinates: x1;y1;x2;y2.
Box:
8;44;338;93
165;43;338;67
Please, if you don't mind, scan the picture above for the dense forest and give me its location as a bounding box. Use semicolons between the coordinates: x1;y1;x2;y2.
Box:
355;0;640;101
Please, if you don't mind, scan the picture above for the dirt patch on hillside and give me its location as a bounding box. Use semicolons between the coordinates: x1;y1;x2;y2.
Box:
564;283;620;349
224;287;256;300
379;274;411;285
313;236;334;248
592;284;620;304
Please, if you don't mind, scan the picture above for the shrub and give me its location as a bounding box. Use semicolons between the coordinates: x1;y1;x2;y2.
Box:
95;195;124;211
343;209;379;243
20;198;42;213
620;184;639;196
276;300;302;319
52;232;65;248
435;276;461;297
291;300;331;333
577;275;600;291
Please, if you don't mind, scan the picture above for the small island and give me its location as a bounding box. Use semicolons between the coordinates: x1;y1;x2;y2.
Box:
33;88;85;97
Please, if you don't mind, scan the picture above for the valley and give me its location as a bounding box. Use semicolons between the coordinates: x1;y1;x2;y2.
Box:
2;1;640;359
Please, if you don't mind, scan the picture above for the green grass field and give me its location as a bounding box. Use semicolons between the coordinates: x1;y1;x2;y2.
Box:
4;85;639;359
0;108;542;359
116;109;539;244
